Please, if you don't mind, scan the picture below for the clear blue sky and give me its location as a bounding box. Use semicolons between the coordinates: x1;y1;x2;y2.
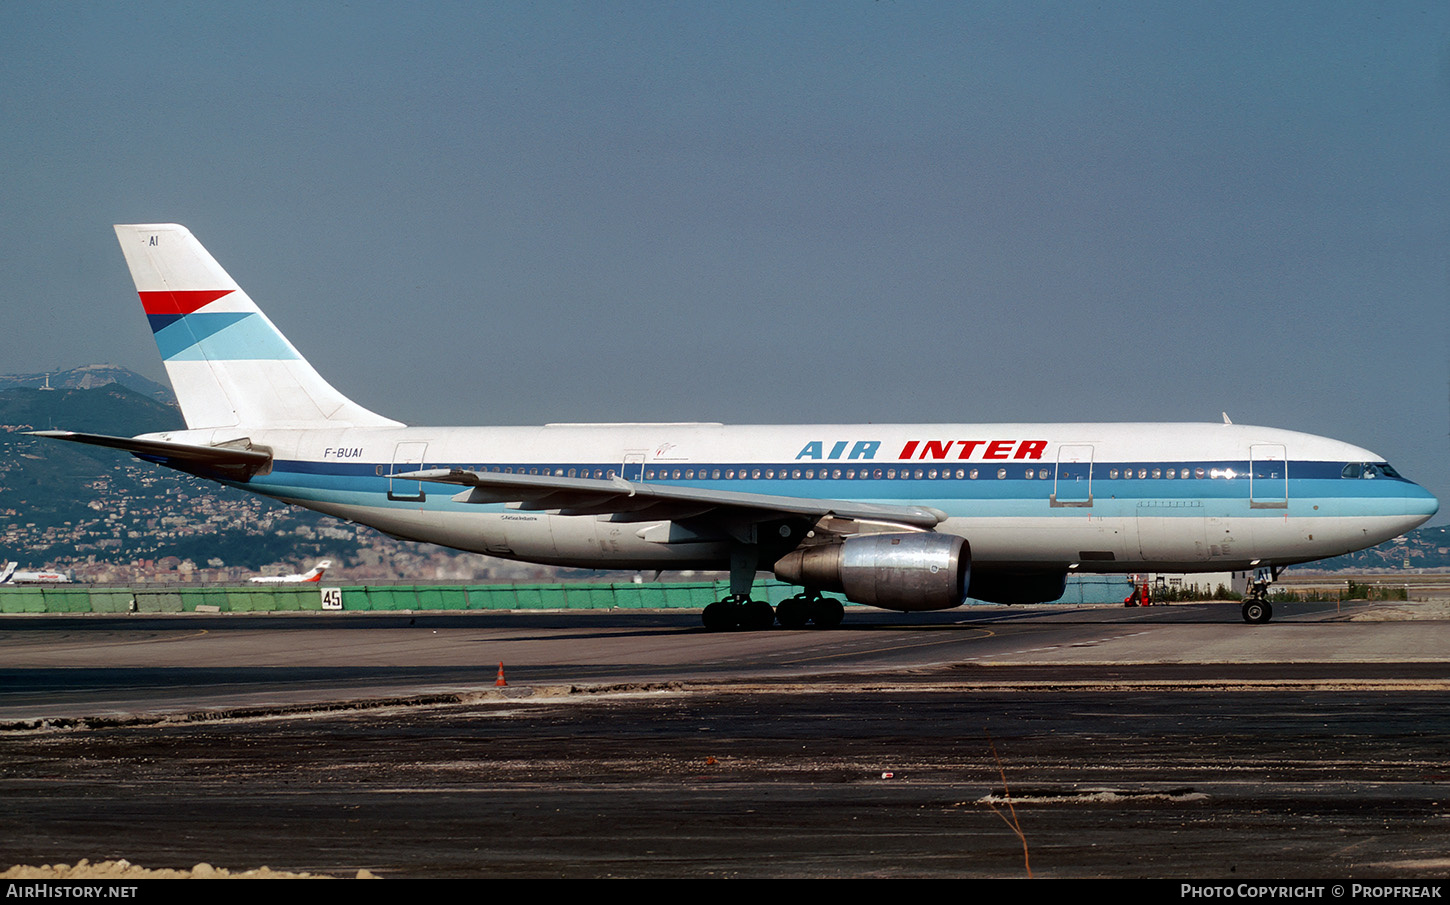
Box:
3;2;1446;520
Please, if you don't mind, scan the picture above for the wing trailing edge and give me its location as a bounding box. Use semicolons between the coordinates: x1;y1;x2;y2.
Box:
398;467;948;530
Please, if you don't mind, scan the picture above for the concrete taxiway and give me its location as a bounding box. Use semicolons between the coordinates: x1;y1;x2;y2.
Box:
2;601;1449;878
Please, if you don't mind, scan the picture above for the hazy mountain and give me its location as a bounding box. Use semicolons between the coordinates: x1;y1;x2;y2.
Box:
0;365;173;404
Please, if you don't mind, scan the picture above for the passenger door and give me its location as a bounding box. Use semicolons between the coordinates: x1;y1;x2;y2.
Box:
1250;444;1288;509
1052;444;1094;507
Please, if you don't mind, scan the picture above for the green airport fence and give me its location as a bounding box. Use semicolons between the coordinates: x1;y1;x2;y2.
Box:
0;579;837;613
0;576;1131;614
0;587;46;614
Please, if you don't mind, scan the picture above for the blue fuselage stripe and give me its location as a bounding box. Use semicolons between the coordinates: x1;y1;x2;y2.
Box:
236;458;1429;521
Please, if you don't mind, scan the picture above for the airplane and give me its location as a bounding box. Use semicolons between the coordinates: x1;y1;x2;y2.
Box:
248;560;333;584
0;562;72;584
32;224;1439;627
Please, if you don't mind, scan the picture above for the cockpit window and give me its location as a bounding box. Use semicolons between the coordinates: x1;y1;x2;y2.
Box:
1344;462;1402;479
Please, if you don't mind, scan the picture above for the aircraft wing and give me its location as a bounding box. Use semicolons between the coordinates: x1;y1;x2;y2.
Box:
397;468;948;535
28;431;272;481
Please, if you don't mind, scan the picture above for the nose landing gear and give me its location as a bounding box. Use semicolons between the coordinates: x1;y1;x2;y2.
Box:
1241;567;1282;624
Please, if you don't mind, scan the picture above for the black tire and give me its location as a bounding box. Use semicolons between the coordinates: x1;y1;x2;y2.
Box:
702;600;736;631
1242;600;1270;624
810;597;845;629
740;598;776;631
776;596;810;629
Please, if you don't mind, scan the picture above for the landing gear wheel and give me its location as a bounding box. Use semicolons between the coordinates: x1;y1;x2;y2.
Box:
739;598;776;631
775;596;811;630
1239;571;1279;625
702;600;737;631
703;595;775;631
1241;599;1272;624
809;596;845;629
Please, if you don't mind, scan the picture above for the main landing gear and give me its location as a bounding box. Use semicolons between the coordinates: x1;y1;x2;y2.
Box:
1240;567;1282;624
702;595;774;631
701;591;844;631
701;538;846;631
774;592;844;629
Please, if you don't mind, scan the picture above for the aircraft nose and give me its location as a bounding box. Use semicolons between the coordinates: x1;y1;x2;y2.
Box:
1400;482;1439;527
1412;485;1439;519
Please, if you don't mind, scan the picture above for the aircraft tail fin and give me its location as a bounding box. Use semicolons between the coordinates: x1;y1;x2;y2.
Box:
304;560;332;582
114;224;403;430
0;563;16;584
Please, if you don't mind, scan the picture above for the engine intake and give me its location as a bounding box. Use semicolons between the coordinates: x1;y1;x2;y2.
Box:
773;533;969;612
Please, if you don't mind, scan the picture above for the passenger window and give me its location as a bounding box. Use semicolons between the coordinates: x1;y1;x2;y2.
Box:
970;468;979;479
996;468;1006;479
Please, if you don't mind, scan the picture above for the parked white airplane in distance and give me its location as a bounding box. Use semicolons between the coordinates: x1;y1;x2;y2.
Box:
0;562;72;584
248;560;333;584
34;225;1439;627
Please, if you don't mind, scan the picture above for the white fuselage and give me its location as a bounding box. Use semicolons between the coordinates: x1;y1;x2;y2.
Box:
142;420;1438;577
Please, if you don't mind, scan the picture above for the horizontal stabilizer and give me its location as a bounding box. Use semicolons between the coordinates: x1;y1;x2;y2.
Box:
29;430;272;481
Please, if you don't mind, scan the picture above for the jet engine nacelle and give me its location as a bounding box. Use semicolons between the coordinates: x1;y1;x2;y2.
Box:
773;533;969;612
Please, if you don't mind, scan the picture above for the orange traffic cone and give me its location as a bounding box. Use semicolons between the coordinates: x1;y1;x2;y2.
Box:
495;662;507;687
